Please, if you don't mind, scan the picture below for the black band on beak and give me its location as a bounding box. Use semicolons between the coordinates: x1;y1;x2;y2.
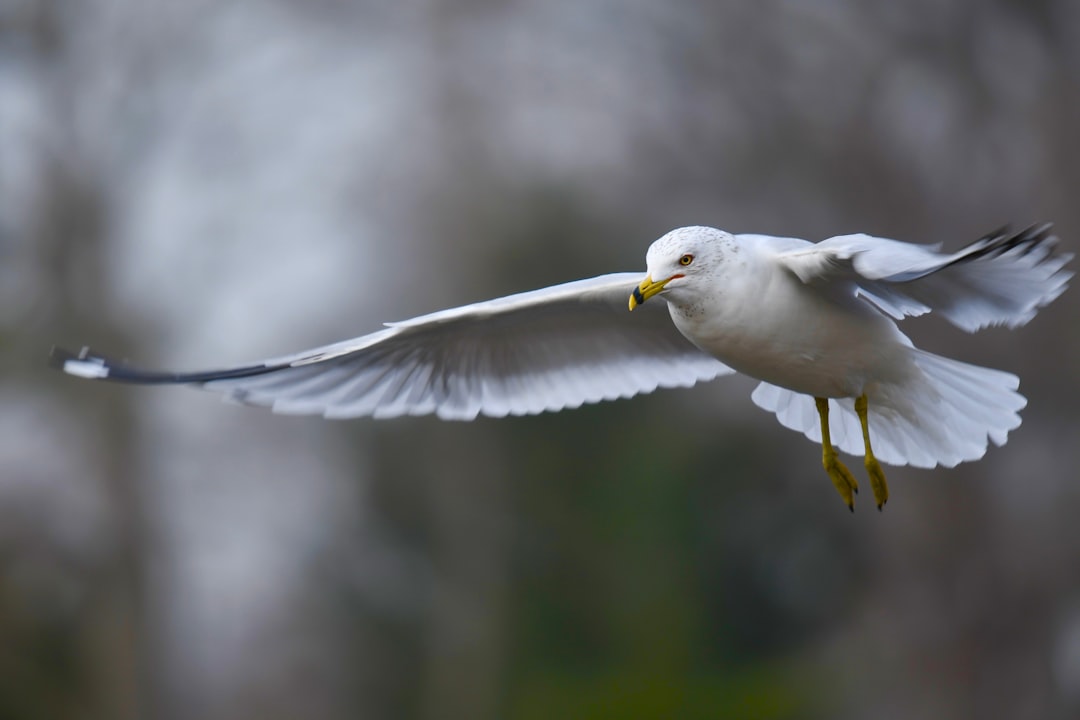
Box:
631;286;645;306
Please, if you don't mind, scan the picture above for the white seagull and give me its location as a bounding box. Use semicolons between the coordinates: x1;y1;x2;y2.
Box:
54;225;1071;510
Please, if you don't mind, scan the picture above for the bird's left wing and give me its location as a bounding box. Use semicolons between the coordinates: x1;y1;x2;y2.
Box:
774;225;1072;332
53;273;733;420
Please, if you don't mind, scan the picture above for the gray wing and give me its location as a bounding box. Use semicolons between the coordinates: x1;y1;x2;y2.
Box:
53;273;733;420
775;225;1072;332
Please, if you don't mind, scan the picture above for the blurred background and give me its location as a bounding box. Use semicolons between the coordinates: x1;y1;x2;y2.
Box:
2;0;1079;718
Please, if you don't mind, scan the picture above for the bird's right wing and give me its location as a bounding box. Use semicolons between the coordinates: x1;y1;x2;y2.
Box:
774;225;1072;332
54;273;733;420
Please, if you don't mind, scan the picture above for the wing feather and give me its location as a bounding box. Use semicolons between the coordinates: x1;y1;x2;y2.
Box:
52;273;733;420
774;225;1072;332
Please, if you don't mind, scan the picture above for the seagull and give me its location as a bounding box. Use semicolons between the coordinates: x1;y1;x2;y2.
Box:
53;224;1071;511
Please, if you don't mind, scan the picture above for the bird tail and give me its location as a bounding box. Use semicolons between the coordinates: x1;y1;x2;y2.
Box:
750;350;1026;469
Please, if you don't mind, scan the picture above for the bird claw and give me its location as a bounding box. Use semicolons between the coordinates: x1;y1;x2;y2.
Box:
865;456;889;511
823;454;859;512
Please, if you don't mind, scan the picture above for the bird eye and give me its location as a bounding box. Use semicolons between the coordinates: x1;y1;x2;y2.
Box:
679;254;694;266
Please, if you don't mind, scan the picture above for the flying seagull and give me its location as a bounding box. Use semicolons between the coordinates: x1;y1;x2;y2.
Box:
53;224;1071;511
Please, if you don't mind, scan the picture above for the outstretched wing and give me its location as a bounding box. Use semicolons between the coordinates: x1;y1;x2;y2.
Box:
53;273;733;420
774;225;1073;332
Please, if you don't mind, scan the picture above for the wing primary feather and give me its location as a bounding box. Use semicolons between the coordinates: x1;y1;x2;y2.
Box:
935;223;1055;273
51;346;278;384
326;347;418;414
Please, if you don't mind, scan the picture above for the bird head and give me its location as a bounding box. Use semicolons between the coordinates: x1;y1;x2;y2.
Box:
629;226;735;310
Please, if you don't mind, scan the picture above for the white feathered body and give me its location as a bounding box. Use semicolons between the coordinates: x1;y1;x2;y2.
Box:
666;239;916;399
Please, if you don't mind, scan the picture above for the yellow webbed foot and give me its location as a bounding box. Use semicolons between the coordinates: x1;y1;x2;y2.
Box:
854;393;889;511
823;453;860;512
815;397;860;512
865;456;889;511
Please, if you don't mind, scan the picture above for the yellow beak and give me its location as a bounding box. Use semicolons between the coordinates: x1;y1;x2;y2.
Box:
628;274;674;311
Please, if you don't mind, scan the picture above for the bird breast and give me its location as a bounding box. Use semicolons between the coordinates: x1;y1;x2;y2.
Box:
667;270;912;398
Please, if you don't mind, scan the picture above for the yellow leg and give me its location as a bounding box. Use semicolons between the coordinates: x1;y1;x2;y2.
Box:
815;397;859;512
855;394;889;511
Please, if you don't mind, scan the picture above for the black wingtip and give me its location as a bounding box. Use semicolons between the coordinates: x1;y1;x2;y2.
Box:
944;223;1058;270
980;223;1055;256
48;344;280;385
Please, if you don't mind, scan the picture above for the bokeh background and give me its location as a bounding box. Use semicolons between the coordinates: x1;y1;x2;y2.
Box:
3;1;1080;718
